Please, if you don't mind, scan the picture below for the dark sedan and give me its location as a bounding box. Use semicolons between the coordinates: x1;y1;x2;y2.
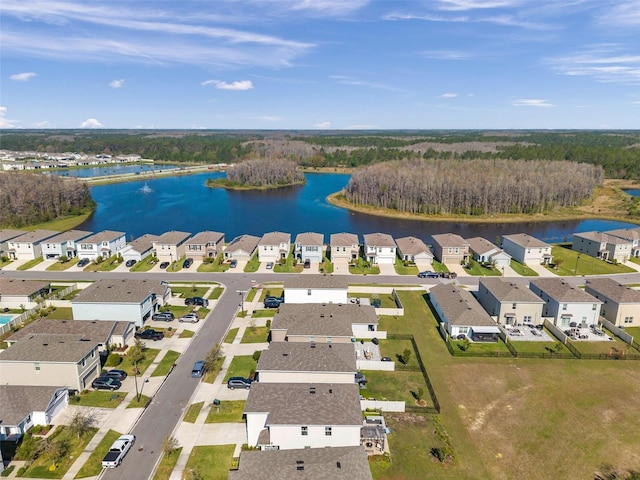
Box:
92;377;122;391
135;329;165;341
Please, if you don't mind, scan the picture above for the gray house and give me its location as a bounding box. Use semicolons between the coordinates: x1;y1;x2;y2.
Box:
395;236;433;265
476;278;544;326
185;231;225;259
224;234;260;261
121;234;159;263
294;232;324;263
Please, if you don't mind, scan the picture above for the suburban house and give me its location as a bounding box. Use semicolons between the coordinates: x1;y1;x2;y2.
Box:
185;231;225;259
0;334;101;390
244;383;362;450
429;283;500;341
230;446;373;480
330;232;360;261
394;236;433;265
501;233;552;265
0;386;69;441
283;275;349;304
476;278;545;326
466;237;512;268
6;318;135;352
224;234;260;261
256;342;357;384
0;279;51;309
571;231;632;263
271;303;379;343
0;229;26;258
121;234;159;264
76;230;126;260
152;230;192;264
606;227;640;258
363;233;396;264
294;232;324;263
258;232;291;262
71;279;171;327
529;278;602;328
430;233;470;265
585;278;640;327
41;230;92;259
6;230;58;260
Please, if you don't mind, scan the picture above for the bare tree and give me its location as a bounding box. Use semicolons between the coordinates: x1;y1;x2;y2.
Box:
68;409;96;438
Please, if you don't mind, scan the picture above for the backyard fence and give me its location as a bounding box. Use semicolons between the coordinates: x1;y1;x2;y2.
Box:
600;318;640;353
361;400;405;412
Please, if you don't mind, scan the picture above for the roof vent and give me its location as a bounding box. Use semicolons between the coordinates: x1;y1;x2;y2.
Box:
283;353;288;357
310;343;316;348
337;461;341;469
310;387;316;394
42;343;48;346
320;314;325;318
329;388;333;394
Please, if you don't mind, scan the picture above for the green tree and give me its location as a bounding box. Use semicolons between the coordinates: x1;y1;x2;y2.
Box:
127;339;147;368
204;343;224;372
68;410;96;438
402;348;412;364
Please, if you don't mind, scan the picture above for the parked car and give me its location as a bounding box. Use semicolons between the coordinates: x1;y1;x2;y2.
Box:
159;261;170;269
191;360;206;378
304;259;311;268
92;377;122;391
264;298;281;308
381;357;392;362
101;369;128;381
183;258;193;268
101;434;135;468
185;297;209;307
135;329;165;341
229;259;238;268
418;271;439;278
266;262;274;270
125;259;136;267
152;311;175;322
179;313;200;323
227;377;252;389
77;258;90;267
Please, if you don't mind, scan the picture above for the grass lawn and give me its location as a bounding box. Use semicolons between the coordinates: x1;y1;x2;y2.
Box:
224;328;239;343
570;336;631;355
223;355;258;382
160;305;193;318
151;350;181;376
198;255;229;272
127;394;151;408
20;426;98;479
509;259;538;276
250;309;276;318
183;445;235;480
205;400;246;423
546;245;635;276
364;370;433;408
464;259;502;276
394;257;419;275
17;257;44;270
46;258;79;271
130;255;157;272
259;287;283;301
74;429;121;479
120;348;161;376
349;293;397;308
621;326;640;342
509;340;568;354
184;402;205;423
432;260;450;273
273;251;304;273
349;257;380;275
69;390;125;408
208;287;224;299
320;257;334;273
41;307;73;320
244;253;260;273
59;289;81;300
240;326;269;343
379;338;420;370
449;338;512;356
152;447;182;480
83;255;121;272
18;211;92;232
245;289;257;302
179;329;195;338
171;286;210;299
203;356;225;384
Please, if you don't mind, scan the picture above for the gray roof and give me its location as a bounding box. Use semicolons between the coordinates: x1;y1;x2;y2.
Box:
585;278;640;303
363;233;396;248
295;232;324;246
429;283;496;327
478;278;544;303
9;229;58;244
606;227;640;242
80;230;126;244
128;234;159;253
0;278;50;296
154;230;191;246
229;446;373;480
466;237;501;255
395;236;432;257
7;318;133;345
530;278;602;303
245;383;362;426
283;275;348;290
0;229;27;242
226;234;260;254
0;386;65;425
72;279;168;304
431;233;468;248
0;334;98;363
573;231;630;245
502;233;550;249
257;342;356;373
186;231;224;246
259;231;291;246
42;230;92;244
273;304;378;337
330;232;359;247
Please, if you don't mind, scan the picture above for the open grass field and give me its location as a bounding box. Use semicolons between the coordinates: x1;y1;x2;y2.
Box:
349;257;380;275
547;245;635;276
183;445;235;480
44;307;73;319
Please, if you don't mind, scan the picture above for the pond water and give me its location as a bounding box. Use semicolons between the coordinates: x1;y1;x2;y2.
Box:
48;163;179;178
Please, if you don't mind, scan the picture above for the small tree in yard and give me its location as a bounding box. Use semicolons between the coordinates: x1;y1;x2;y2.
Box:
162;435;180;457
127;339;147;371
204;343;224;372
69;410;96;438
15;434;39;461
402;348;412;365
42;437;70;467
553;257;564;270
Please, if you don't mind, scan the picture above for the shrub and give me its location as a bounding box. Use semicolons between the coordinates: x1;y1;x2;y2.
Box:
252;351;261;362
17;466;27;476
1;465;15;477
105;353;123;367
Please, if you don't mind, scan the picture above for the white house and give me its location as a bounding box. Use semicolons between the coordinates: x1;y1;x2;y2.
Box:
476;278;545;326
185;231;225;259
0;279;51;309
529;278;602;328
71;279;171;327
258;232;291;262
501;233;552;265
571;231;632;263
294;232;324;263
585;278;640;328
120;234;159;263
394;236;433;265
0;229;26;258
6;230;58;260
330;232;360;261
606;227;640;258
224;234;260;261
76;230;126;260
283;275;349;304
363;233;396;264
466;237;512;268
244;383;362;450
152;230;192;264
41;230;92;259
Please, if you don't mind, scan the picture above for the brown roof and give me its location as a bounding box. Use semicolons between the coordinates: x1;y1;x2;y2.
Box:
229;446;373;480
606;227;640;242
0;386;66;425
154;230;191;245
186;231;224;246
395;236;432;257
0;278;50;296
429;283;496;327
363;233;396;248
42;230;92;244
128;234;159;253
0;229;27;242
9;229;58;244
80;230;125;244
283;275;348;290
257;342;356;373
245;383;362;426
479;278;544;303
7;318;133;345
431;233;468;249
466;237;501;256
502;233;550;249
330;232;359;247
573;231;630;245
225;234;260;254
295;232;324;246
530;278;602;303
273;304;378;336
259;231;291;246
585;278;640;303
72;279;168;304
0;334;98;363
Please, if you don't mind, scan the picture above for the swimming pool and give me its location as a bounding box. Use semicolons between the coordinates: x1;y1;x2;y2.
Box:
0;314;14;326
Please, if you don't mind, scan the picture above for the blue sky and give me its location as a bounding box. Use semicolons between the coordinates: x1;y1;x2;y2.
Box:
1;0;639;130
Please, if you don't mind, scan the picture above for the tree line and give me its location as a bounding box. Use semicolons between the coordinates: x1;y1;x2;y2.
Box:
208;158;304;188
0;173;94;228
343;158;603;216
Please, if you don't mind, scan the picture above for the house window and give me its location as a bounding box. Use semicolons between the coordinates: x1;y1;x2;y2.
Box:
512;303;517;309
624;317;633;324
523;316;532;323
592;304;597;310
35;363;40;371
308;289;312;296
458;326;469;334
562;304;568;311
325;426;332;436
301;426;308;436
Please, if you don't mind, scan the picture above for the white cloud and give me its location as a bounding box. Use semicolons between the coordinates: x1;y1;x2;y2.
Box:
109;79;125;88
547;47;640;85
596;1;640;28
329;75;400;91
9;72;36;81
439;92;459;98
632;101;640;105
271;0;369;16
436;0;524;11
34;120;50;127
512;98;555;107
80;118;103;128
313;121;331;128
420;50;472;60
0;106;18;128
201;79;253;90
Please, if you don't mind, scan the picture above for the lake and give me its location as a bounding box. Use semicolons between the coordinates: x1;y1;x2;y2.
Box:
78;172;636;244
48;163;178;178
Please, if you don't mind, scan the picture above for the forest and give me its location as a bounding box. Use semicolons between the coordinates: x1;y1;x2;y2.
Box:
343;158;604;216
0;173;94;228
206;158;304;189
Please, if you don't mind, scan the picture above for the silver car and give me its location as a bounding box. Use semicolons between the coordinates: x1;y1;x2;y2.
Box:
179;313;200;323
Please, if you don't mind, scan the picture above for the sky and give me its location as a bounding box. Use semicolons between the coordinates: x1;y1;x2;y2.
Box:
1;0;639;130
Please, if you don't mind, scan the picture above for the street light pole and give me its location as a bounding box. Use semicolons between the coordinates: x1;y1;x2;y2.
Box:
575;254;581;275
133;360;140;402
236;290;246;316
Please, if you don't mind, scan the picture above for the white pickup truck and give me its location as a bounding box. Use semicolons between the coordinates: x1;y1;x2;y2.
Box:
101;434;135;468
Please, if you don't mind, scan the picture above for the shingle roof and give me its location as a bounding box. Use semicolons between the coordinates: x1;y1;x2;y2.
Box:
429;283;496;327
606;227;640;242
80;230;125;244
330;232;359;247
283;275;348;290
127;234;159;253
0;334;98;363
245;383;362;425
0;386;65;425
585;278;640;303
154;230;191;245
530;278;602;303
295;232;324;246
431;233;469;248
0;229;27;242
466;237;500;256
395;236;432;257
42;230;92;244
7;318;133;345
259;231;291;246
363;233;396;248
502;233;550;249
479;278;544;303
72;279;168;304
0;278;50;296
573;231;630;245
225;234;260;254
273;304;378;336
9;229;58;244
257;342;356;373
229;446;373;480
186;231;224;246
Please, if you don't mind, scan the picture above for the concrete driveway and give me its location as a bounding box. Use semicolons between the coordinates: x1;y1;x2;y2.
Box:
331;258;351;275
378;263;396;275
